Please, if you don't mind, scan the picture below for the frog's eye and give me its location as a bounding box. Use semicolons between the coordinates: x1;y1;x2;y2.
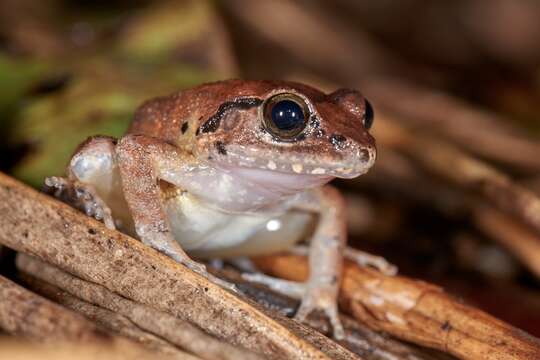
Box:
263;94;308;140
363;99;374;129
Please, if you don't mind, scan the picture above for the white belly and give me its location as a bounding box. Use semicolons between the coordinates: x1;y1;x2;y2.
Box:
163;193;314;259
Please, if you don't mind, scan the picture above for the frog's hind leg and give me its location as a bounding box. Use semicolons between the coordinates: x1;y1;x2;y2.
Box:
244;186;397;340
242;186;346;339
45;136;121;230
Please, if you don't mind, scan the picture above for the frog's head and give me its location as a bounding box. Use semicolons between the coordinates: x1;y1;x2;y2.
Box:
193;80;376;190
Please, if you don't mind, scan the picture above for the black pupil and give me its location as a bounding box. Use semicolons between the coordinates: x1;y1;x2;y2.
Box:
364;100;374;129
271;100;305;131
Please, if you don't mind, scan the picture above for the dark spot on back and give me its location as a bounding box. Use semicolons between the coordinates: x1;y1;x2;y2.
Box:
330;134;347;149
181;122;189;134
199;97;262;134
214;141;227;155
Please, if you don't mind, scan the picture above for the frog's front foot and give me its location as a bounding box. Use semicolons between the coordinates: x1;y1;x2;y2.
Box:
242;272;345;339
44;176;116;230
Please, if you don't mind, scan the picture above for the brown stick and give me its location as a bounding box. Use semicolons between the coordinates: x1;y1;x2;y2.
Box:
357;135;540;279
0;172;356;360
20;273;202;360
16;253;263;360
374;116;540;236
0;274;105;342
364;78;540;171
0;275;169;359
226;270;455;360
253;254;540;360
473;206;540;278
0;339;173;360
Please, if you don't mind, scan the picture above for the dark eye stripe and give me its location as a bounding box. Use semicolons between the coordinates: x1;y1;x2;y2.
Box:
199;97;262;134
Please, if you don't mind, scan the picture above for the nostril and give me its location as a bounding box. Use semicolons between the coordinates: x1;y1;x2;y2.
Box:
358;147;376;167
360;148;370;162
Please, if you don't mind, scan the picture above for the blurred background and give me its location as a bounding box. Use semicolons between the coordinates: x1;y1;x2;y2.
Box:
1;0;539;337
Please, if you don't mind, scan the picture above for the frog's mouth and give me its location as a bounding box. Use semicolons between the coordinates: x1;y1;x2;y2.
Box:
209;145;376;181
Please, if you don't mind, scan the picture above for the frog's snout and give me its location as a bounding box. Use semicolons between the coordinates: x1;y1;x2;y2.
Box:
331;143;376;179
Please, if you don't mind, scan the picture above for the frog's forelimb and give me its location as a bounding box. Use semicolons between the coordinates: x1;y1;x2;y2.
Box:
115;134;237;292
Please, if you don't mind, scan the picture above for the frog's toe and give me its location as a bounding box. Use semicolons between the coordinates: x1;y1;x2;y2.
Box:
344;247;397;276
241;272;346;339
296;287;345;340
44;176;116;230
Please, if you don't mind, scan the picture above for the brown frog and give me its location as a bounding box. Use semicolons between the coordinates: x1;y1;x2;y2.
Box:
46;80;396;339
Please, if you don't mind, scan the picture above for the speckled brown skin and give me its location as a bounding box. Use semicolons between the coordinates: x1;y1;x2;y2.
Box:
47;79;383;339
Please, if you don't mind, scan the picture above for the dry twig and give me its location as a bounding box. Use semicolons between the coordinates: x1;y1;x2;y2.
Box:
253;254;540;360
0;339;170;360
364;79;540;171
473;206;540;278
0;275;104;342
16;253;262;360
225;270;454;360
19;274;202;360
0;275;165;359
360;144;540;277
16;253;454;360
374;116;540;236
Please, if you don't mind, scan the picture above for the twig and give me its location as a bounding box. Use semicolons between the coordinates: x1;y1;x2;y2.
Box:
0;338;178;360
374;116;540;235
0;274;105;342
225;269;455;360
16;253;263;360
364;78;540;171
354;140;540;279
252;254;540;360
473;206;540;278
0;275;167;359
20;255;448;360
0;171;356;360
19;273;202;360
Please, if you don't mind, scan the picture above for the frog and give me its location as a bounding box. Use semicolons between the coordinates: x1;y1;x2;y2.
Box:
45;79;396;339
